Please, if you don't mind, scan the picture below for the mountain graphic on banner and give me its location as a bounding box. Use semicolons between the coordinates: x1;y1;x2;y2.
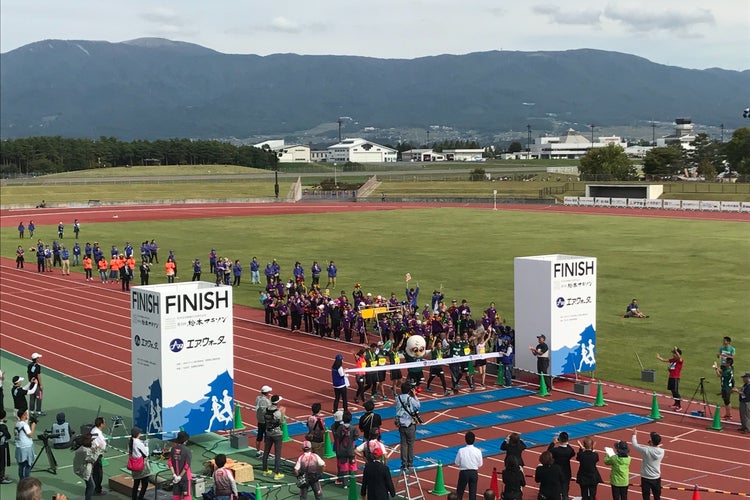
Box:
176;370;235;435
133;378;164;435
554;324;597;375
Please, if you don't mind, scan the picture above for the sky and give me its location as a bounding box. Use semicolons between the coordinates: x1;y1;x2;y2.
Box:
1;0;748;71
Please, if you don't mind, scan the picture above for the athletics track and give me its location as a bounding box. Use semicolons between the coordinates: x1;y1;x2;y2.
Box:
0;202;748;499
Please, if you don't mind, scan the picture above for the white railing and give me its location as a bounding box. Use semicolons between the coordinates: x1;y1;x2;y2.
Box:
563;197;750;213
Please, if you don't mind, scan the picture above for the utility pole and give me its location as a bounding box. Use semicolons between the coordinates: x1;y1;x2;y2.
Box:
651;121;656;146
720;123;724;143
589;124;595;145
526;125;531;157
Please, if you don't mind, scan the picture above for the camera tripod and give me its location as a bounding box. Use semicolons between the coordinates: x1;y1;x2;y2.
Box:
683;377;712;419
30;432;58;474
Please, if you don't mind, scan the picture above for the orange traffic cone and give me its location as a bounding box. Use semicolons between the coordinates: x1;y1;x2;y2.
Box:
692;485;700;500
489;467;499;498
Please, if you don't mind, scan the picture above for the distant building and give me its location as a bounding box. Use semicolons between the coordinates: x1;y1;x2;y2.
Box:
655;117;696;151
530;129;627;159
442;148;485;161
327;138;397;163
274;144;311;163
311;150;330;162
254;139;285;150
402;149;440;161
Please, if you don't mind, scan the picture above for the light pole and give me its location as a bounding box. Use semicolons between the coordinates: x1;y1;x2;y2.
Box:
334;163;338;189
589;124;595;145
720;123;724;143
651;121;656;146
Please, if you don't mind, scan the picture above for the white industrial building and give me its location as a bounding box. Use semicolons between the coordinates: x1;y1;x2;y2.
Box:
274;144;312;163
327;138;398;163
530;129;627;159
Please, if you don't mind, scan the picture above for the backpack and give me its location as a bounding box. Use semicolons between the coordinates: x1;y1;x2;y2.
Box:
309;417;325;443
264;408;280;431
335;425;357;459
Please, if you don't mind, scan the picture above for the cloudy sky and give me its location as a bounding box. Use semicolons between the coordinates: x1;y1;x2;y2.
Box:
1;0;747;70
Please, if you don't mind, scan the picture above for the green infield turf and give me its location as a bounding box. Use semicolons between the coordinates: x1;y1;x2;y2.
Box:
2;208;747;395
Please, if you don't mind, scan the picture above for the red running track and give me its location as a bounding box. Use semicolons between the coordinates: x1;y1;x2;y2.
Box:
1;202;748;499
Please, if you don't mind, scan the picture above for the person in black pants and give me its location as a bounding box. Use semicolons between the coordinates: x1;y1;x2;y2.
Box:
529;334;551;390
575;437;602;500
548;431;575;500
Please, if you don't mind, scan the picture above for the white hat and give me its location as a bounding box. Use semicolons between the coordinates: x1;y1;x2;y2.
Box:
261;385;272;393
31;353;42;359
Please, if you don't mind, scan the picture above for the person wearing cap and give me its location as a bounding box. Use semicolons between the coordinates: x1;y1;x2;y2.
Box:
604;440;631;500
529;334;551;391
294;440;325;500
733;371;750;433
26;353;45;417
262;394;286;479
360;443;395;500
254;385;273;458
11;376;38;415
630;429;665;500
656;347;683;410
57;221;64;239
331;354;350;412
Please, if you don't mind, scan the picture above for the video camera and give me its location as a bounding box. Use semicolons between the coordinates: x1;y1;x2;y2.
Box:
38;430;53;442
29;415;39;425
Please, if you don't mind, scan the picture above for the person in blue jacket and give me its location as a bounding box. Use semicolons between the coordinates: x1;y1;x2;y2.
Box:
327;261;338;288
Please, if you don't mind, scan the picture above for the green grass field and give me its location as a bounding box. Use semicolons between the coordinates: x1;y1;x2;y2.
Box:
2;207;748;396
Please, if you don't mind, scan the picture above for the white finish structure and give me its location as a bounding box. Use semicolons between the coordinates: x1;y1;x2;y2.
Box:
274;144;312;163
530;129;627;159
328;138;398;163
131;282;234;438
514;255;597;383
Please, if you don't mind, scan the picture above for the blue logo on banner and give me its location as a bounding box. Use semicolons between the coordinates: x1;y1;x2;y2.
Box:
134;335;141;346
556;297;565;308
169;339;184;352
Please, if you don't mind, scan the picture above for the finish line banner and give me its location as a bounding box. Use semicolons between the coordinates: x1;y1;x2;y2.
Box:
130;282;234;438
344;352;499;374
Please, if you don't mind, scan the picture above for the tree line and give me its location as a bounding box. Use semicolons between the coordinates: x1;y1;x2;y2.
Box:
0;136;279;177
578;128;750;181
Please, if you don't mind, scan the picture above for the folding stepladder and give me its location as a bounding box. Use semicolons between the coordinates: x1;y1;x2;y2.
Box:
396;468;425;500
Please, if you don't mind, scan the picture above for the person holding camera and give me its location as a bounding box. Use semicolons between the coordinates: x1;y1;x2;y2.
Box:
14;409;36;479
11;376;38;415
395;382;421;472
656;347;683;410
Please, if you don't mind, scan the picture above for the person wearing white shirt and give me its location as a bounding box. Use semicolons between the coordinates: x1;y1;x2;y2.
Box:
90;417;108;495
455;431;483;500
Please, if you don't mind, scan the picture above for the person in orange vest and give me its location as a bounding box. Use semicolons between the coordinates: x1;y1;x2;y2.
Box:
109;256;120;283
83;255;93;281
97;256;109;283
126;255;136;273
165;259;176;283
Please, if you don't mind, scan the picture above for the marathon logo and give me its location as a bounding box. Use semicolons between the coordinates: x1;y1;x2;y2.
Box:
132;290;160;314
553;259;595;278
165;289;230;314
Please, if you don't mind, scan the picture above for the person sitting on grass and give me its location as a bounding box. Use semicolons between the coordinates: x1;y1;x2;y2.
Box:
624;299;648;318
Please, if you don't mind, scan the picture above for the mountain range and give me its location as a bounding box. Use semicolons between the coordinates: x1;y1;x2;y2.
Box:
1;38;748;142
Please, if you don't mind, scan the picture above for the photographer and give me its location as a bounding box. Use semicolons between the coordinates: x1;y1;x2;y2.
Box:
394;382;421;472
51;412;73;449
14;409;36;479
